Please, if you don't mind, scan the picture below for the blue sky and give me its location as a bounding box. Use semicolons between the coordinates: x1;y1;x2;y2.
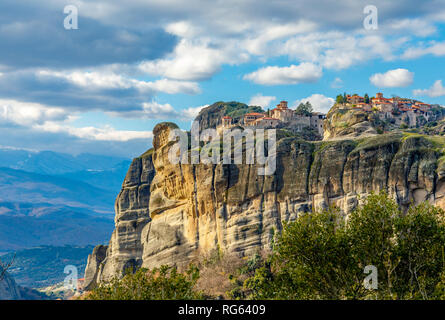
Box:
1;0;445;157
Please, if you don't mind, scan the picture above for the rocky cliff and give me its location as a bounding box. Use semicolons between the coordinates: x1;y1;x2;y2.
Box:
323;104;378;140
84;113;445;289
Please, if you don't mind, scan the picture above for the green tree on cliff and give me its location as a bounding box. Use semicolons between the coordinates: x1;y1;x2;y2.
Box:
295;101;313;116
336;94;346;104
364;93;370;103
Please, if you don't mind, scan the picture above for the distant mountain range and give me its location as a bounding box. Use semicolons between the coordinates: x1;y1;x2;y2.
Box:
0;148;132;252
0;148;131;191
1;245;94;289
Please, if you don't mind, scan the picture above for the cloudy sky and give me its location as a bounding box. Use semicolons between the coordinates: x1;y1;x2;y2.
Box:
1;0;445;157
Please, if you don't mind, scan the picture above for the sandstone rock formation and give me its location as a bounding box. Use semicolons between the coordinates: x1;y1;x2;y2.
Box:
85;117;445;289
323;104;378;140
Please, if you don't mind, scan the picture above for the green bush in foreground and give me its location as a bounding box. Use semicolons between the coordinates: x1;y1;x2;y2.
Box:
86;265;204;300
241;192;445;300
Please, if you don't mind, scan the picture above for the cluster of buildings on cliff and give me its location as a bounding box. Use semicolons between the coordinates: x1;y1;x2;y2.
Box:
218;93;442;136
220;100;326;135
346;92;442;127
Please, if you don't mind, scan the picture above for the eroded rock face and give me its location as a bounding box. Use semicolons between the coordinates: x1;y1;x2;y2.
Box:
85;124;445;286
84;152;155;287
323;104;378;140
83;245;108;290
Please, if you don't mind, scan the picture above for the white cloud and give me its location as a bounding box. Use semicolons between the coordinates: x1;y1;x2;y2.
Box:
244;21;317;56
413;80;445;97
139;39;248;81
182;105;209;120
109;101;210;120
280;32;399;71
37;70;200;95
75;0;445;40
0;99;153;142
293;94;335;113
386;18;436;37
148;79;201;95
141;102;211;120
141;101;179;119
37;70;130;90
402;41;445;59
165;21;200;38
370;68;414;88
248;94;276;108
35;122;153;142
243;63;322;85
330;77;343;88
0;99;70;126
138;12;406;82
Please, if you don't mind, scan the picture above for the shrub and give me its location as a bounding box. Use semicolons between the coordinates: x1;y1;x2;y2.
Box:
194;248;246;299
242;192;445;300
85;265;204;300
